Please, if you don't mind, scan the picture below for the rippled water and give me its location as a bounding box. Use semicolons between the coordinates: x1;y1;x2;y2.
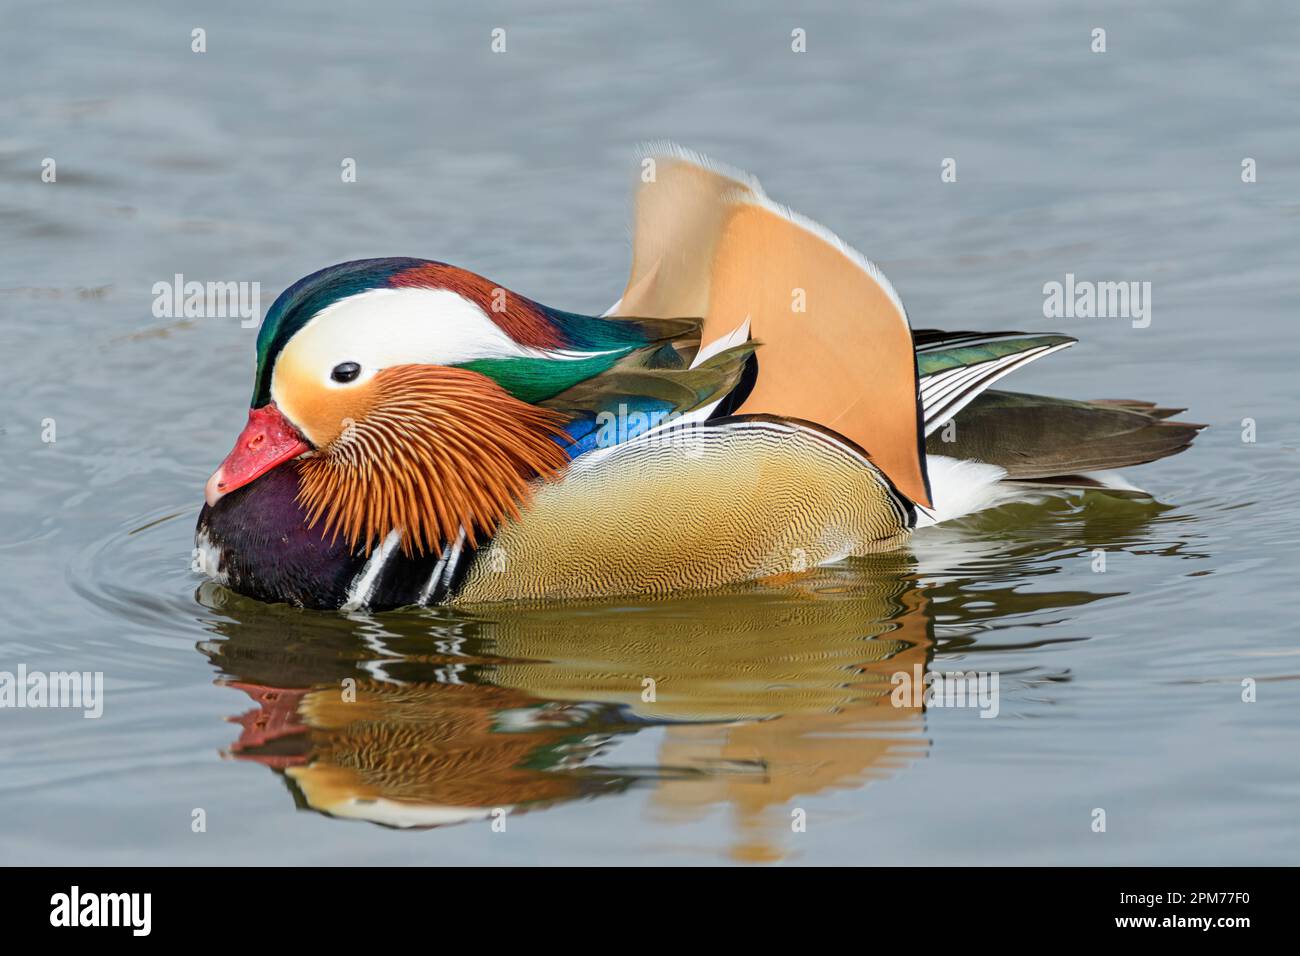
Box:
3;1;1298;864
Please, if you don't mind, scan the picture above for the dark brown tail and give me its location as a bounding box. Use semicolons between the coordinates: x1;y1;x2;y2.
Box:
924;389;1204;479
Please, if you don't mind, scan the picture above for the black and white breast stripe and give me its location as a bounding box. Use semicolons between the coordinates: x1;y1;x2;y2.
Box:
340;527;477;611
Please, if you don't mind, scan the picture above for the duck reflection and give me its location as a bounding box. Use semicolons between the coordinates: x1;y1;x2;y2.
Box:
196;495;1178;860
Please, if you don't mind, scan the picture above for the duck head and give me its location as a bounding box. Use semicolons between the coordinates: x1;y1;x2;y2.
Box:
206;257;675;556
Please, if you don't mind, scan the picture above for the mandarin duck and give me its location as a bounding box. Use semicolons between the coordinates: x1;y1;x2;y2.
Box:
197;146;1202;610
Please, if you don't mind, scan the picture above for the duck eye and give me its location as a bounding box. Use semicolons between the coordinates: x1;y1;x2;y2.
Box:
331;362;361;384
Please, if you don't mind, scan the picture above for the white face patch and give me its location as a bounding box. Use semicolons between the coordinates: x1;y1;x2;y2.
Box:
270;287;538;401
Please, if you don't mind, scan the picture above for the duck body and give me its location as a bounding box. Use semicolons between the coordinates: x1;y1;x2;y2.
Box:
197;146;1201;610
198;413;914;609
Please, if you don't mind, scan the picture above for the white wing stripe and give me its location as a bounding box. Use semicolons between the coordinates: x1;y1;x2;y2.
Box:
922;342;1074;435
921;360;1012;408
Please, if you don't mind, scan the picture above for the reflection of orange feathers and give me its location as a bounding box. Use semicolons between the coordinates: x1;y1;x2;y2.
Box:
650;584;933;863
292;682;593;814
298;366;570;556
617;147;930;506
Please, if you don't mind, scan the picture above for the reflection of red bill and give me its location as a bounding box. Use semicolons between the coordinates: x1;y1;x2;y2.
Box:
205;404;309;507
223;682;310;769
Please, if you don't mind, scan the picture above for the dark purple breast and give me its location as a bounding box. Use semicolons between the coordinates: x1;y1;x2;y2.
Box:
196;462;461;610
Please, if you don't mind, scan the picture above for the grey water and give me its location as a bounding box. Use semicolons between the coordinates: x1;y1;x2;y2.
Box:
2;0;1298;864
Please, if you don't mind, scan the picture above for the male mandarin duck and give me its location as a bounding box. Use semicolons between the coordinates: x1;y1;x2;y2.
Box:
197;145;1202;610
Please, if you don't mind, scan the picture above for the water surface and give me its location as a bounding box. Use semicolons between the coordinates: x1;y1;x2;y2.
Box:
2;0;1298;865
